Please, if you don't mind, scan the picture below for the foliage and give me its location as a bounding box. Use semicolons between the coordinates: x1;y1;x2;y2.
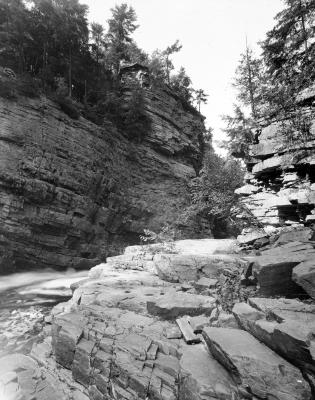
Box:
56;95;80;119
140;225;178;253
106;3;138;75
194;89;209;113
233;46;264;119
222;105;257;159
223;1;315;160
0;79;17;100
185;148;245;234
123;85;151;141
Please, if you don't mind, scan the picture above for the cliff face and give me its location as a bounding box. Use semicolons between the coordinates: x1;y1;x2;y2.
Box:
0;86;205;272
236;104;315;234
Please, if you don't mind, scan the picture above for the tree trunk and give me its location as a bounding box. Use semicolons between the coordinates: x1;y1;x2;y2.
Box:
246;46;257;120
68;47;72;98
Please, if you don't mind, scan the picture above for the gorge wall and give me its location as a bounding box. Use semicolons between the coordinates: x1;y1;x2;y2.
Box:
236;95;315;239
0;85;205;272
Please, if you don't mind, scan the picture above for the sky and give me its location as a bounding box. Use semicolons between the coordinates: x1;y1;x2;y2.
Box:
84;0;284;152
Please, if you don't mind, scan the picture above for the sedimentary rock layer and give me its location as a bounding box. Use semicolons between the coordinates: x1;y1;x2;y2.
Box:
0;87;205;272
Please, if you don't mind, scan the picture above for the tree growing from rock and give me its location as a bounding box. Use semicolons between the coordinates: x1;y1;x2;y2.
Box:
194;89;209;113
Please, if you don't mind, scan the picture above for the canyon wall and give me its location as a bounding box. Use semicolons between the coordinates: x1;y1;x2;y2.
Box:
236;104;315;236
0;86;205;272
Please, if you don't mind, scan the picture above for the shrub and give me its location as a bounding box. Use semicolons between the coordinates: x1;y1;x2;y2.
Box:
0;79;17;100
184;148;245;237
57;96;80;119
17;75;41;98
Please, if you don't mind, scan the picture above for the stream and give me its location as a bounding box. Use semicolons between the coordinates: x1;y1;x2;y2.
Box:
0;268;88;357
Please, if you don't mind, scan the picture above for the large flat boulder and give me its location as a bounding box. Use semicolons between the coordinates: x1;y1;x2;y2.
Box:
179;343;238;400
203;327;311;400
147;291;216;319
292;259;315;299
233;298;315;385
153;253;247;283
251;241;315;296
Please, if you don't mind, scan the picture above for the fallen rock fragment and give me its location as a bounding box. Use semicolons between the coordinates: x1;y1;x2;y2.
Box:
233;298;315;390
203;327;311;400
179;343;238;400
292;259;315;299
147;291;216;319
251;241;315;296
176;317;201;344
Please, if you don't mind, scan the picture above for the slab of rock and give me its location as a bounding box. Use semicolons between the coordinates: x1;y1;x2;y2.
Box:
274;227;313;246
179;343;238;400
203;327;311;400
0;353;68;400
233;298;315;382
189;315;210;333
147;292;216;320
251;241;315;296
153;253;245;283
292;259;315;299
237;228;268;245
194;277;218;290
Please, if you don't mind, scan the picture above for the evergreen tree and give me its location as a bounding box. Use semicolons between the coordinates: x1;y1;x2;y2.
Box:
222;105;256;159
0;0;33;72
194;88;208;113
163;40;182;84
262;0;315;86
170;67;193;102
106;3;138;75
233;45;263;119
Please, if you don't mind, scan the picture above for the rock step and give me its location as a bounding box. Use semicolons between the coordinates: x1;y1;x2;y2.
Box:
232;297;315;392
203;327;312;400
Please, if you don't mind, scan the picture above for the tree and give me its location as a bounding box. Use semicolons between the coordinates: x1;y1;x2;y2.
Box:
222;105;256;159
194;89;208;112
90;22;105;66
262;0;315;86
233;45;263;119
186;147;244;235
106;3;138;75
0;0;33;72
170;67;193;102
163;40;182;84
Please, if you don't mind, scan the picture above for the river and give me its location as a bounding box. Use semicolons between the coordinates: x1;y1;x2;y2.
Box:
0;268;88;357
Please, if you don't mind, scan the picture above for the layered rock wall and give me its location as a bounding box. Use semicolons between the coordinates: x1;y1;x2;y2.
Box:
0;86;205;272
237;111;315;232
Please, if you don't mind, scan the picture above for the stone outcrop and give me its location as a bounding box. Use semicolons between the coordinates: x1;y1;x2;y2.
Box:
0;84;205;272
3;239;312;400
233;297;315;392
236;103;315;233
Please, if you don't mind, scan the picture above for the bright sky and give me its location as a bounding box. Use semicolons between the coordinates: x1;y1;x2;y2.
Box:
84;0;284;152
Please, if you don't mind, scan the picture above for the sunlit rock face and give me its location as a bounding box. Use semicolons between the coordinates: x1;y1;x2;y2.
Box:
236;111;315;231
0;86;205;272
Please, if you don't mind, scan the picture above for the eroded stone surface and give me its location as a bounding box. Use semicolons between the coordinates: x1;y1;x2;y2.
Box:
203;327;311;400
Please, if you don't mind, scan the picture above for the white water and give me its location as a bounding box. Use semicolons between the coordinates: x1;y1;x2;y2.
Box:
0;269;88;307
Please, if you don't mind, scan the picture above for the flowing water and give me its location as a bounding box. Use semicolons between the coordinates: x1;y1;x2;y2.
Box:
0;268;88;356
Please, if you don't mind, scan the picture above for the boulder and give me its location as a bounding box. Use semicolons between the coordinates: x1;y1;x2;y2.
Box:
203;327;311;400
153;253;245;283
237;228;268;245
251;241;315;296
233;298;315;382
147;292;216;319
292;259;315;299
179;344;238;400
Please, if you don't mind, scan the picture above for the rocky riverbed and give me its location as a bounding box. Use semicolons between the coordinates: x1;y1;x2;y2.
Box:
1;237;315;400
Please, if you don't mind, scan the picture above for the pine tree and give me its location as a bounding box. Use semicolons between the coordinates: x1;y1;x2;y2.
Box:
163;40;182;85
106;3;138;75
233;45;263;119
194;89;209;113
